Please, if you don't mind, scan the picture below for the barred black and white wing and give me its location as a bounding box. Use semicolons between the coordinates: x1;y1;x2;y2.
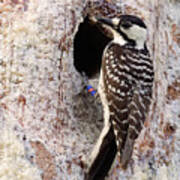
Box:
102;43;154;169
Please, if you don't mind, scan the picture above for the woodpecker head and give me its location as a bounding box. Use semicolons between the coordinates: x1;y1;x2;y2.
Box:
97;15;147;49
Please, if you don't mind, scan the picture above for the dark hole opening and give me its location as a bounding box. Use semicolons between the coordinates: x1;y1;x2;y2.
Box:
73;16;111;78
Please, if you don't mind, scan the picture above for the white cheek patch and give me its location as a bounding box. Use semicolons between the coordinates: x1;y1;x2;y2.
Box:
121;24;147;49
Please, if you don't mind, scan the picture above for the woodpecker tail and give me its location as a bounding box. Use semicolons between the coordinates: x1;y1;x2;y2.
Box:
120;135;135;169
85;126;117;180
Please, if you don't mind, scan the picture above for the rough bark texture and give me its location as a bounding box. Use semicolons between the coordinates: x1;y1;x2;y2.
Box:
0;0;180;179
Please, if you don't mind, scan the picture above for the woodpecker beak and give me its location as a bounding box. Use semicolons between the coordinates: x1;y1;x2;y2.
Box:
95;17;120;40
97;17;119;29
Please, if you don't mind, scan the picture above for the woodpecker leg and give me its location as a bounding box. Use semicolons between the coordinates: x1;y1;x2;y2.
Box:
85;84;101;105
94;91;101;105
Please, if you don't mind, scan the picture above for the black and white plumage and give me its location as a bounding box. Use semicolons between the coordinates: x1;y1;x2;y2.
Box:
85;15;154;180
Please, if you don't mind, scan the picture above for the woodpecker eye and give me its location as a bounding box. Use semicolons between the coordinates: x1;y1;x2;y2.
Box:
120;21;132;29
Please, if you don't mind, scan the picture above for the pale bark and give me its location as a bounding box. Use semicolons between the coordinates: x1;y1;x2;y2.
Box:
0;0;179;179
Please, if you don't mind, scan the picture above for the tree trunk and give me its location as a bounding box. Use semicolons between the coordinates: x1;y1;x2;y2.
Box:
0;0;179;179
